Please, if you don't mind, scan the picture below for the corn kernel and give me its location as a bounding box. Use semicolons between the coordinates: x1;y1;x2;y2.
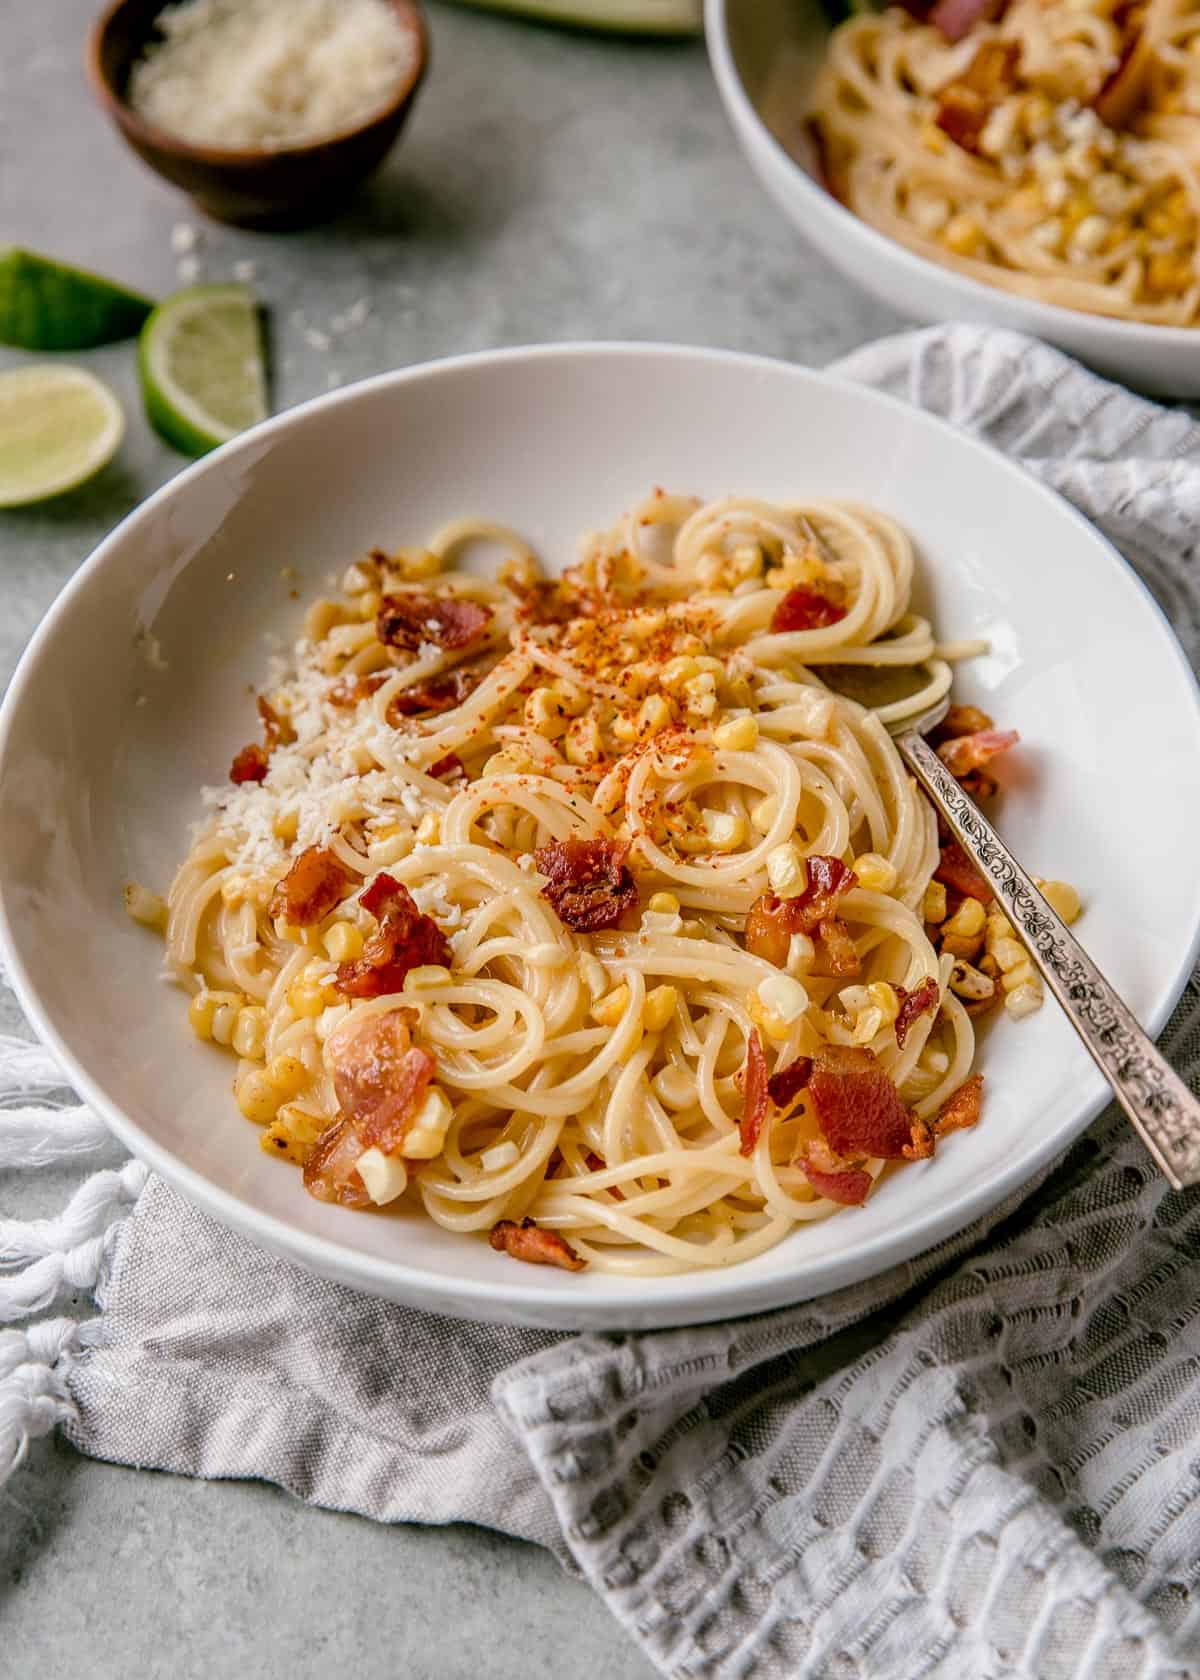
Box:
991;936;1027;973
211;1003;241;1045
867;980;901;1024
786;932;816;974
524;687;570;739
695;552;727;589
948;961;994;1001
266;1054;310;1097
757;973;809;1023
731;542;764;578
261;1102;327;1164
288;981;326;1019
232;1005;267;1060
750;796;778;834
943;897;986;939
637;694;674;738
403;964;452;990
611;713;639;744
647;891;680;915
1001;960;1037;993
643;985;678;1033
565;715;603;766
1071;213;1109;255
851;1006;884;1045
324;922;364;963
551;679;590;718
986;909;1015;942
853;853;897;894
124;882;168;930
1005;983;1044;1020
661;655;701;692
592;983;631;1027
394;546;442;580
1038;879;1081;924
404;1087;453;1158
187;993;216;1041
839;984;870;1014
356;1147;409;1205
415;813;440;845
237;1068;281;1124
767;842;807;899
700;809;745;852
944;214;983;256
713;715;759;752
922;881;948;924
273;809;299;844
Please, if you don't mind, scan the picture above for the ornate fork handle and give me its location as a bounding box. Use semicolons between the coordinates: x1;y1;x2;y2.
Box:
898;729;1200;1190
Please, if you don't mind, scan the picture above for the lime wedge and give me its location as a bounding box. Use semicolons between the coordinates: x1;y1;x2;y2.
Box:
0;365;124;507
139;284;268;457
0;247;154;350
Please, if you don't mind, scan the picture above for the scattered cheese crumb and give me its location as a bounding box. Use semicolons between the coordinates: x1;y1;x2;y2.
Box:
233;259;258;282
304;327;332;353
177;254;200;283
171;223;199;253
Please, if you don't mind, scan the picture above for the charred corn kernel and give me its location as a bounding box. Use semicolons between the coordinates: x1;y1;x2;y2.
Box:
355;1147;409;1205
592;983;631;1027
949;961;994;1002
713;714;759;752
565;714;603;766
124;882;168;930
786;932;816;974
1001;960;1037;993
304;598;348;641
323;922;364;963
236;1068;281;1124
637;694;674;738
943;897;987;939
701;809;745;851
991;936;1027;973
944;214;983;256
481;1140;520;1172
852;853;896;894
188;989;239;1041
1038;879;1082;923
643;985;678;1033
266;1054;310;1097
750;796;778;834
922;881;949;924
757;974;809;1022
652;1064;696;1108
404;1087;454;1158
524;686;570;739
261;1103;326;1163
403;964;452;990
851;1006;884;1045
1005;982;1044;1020
867;980;901;1024
232;1005;268;1060
648;891;680;915
661;655;701;692
767;842;808;899
394;546;442;580
287;981;326;1019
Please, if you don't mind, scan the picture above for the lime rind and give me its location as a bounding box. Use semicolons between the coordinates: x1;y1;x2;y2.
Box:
139;284;268;457
0;247;154;351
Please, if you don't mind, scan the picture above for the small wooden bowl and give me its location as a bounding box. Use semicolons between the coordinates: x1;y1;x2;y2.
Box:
87;0;429;229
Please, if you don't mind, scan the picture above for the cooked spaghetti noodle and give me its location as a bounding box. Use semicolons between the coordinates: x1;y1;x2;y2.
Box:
142;491;1055;1277
810;0;1200;324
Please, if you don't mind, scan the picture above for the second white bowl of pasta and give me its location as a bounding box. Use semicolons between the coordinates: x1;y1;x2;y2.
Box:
708;0;1200;397
0;342;1197;1329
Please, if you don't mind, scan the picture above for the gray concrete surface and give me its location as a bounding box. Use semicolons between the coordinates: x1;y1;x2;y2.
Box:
0;3;901;1675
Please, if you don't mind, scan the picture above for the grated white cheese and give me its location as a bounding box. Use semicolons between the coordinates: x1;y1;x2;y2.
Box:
129;0;418;152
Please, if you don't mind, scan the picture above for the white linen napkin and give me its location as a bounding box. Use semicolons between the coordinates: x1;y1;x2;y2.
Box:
3;324;1200;1679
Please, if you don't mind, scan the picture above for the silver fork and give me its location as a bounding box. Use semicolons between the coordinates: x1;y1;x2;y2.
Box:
894;699;1200;1189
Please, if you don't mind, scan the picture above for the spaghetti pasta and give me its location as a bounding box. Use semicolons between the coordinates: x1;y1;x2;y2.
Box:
148;491;1041;1276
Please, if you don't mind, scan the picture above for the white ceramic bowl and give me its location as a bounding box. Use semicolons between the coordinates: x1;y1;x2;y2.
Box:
2;344;1198;1331
707;0;1200;398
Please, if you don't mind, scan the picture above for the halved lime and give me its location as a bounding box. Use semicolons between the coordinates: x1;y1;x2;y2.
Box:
0;247;154;350
0;365;124;507
139;284;268;457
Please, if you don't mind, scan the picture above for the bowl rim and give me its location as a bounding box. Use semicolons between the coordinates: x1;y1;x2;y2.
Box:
705;0;1200;351
3;339;1199;1327
86;0;429;168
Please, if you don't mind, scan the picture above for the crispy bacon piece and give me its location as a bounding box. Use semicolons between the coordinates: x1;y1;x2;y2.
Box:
745;856;858;965
534;836;638;933
937;728;1019;779
797;1151;873;1206
929;704;993;745
388;667;482;719
808;1044;914;1160
333;873;452;999
303;1118;372;1209
892;976;940;1048
257;695;295;751
327;1007;437;1155
328;672;388;707
490;1217;586;1272
934;41;1020;152
769;586;846;634
1093;29;1153;128
230;742;269;784
935;1072;984;1137
818;916;861;977
767;1057;813;1112
270;845;349;927
739;1028;769;1157
934;842;994;904
429;752;465;781
376;593;493;654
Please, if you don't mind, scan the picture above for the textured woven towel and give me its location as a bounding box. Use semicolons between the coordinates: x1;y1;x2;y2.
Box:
4;324;1200;1680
